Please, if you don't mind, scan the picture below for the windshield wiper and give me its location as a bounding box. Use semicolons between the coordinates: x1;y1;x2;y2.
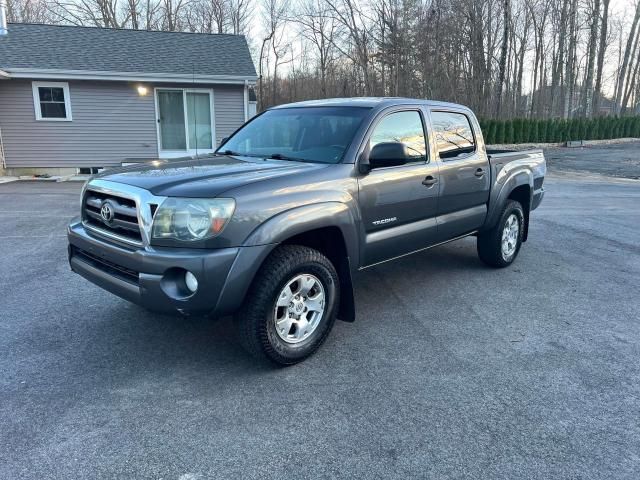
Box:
267;153;309;162
215;149;242;156
214;151;310;162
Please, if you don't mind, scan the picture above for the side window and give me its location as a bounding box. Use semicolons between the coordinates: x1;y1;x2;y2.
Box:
32;82;72;121
431;111;475;160
369;111;427;162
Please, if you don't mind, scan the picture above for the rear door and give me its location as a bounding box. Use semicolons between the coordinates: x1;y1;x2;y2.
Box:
429;109;490;241
358;108;440;266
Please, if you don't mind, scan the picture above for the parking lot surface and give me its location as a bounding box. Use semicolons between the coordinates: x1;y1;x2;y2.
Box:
1;148;639;479
544;141;640;179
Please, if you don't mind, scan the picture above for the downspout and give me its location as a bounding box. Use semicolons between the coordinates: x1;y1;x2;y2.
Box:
243;80;249;122
0;0;8;36
0;3;7;170
0;128;6;170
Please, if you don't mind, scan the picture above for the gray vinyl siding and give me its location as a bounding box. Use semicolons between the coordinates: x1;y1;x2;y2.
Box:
0;79;158;167
0;79;246;168
213;85;245;144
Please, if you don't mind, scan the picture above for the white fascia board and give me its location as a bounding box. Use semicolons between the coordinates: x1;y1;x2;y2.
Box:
6;68;257;84
0;69;10;79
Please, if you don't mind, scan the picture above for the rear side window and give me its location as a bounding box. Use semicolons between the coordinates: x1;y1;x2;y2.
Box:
369;111;427;162
431;111;475;160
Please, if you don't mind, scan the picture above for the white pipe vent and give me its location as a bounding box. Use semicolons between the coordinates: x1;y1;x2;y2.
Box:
0;0;7;36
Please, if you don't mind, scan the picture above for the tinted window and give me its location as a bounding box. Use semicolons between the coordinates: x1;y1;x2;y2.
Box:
220;107;370;164
431;111;475;159
369;111;426;161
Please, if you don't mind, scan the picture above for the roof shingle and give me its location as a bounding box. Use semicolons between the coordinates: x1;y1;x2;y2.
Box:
0;23;256;78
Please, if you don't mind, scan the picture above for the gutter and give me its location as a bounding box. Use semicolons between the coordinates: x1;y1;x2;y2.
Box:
6;68;257;85
0;70;9;79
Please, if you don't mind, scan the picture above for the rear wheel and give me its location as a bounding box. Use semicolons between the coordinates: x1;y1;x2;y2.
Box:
477;200;524;268
235;245;340;365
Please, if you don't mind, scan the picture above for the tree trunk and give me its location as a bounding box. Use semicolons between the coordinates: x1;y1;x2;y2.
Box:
614;3;640;114
582;0;601;117
593;0;610;114
495;0;511;116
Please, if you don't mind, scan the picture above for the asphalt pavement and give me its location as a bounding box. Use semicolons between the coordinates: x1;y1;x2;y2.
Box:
544;141;640;179
1;146;639;479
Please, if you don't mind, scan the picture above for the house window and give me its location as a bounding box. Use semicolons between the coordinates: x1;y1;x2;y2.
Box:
32;82;72;121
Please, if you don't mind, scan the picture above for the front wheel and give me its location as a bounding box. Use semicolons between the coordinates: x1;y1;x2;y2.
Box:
235;245;340;365
477;200;525;268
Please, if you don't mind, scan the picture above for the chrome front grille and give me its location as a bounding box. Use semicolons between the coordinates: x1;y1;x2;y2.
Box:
83;190;143;245
81;180;166;247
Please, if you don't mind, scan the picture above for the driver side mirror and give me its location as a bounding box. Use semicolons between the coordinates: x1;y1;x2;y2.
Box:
368;142;409;169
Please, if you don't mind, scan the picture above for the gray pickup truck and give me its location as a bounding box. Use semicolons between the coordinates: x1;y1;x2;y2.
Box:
68;98;545;364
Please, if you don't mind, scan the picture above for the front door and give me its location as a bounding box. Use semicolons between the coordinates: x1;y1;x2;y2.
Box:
358;109;440;266
156;89;215;158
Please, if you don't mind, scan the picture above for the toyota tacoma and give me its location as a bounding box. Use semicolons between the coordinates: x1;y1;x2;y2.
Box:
68;98;546;365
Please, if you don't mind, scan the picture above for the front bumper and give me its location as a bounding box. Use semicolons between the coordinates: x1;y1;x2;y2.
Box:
68;220;272;316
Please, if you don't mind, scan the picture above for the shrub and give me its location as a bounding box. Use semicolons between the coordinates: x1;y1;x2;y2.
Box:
495;120;505;144
485;120;496;144
505;120;515;144
485;115;640;143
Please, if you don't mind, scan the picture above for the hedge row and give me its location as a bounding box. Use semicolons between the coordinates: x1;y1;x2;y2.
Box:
479;116;640;145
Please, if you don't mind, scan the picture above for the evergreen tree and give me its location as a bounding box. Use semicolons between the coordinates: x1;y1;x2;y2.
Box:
531;120;540;143
561;120;568;142
597;117;606;139
495;120;505;144
615;117;624;137
579;118;588;139
505;120;514;144
540;119;549;142
486;120;496;144
589;118;599;140
633;117;640;137
569;119;580;140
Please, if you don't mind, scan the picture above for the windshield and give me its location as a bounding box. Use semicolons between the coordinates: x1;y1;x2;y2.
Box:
217;106;371;164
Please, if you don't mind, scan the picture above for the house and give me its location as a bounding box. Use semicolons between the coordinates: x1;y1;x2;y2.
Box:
0;23;257;175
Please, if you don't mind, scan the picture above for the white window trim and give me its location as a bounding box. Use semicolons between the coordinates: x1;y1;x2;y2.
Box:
32;81;73;121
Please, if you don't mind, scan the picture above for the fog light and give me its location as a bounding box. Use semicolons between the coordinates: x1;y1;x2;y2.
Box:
185;271;198;293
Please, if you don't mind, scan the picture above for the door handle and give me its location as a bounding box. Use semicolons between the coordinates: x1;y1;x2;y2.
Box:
422;175;438;186
475;168;485;177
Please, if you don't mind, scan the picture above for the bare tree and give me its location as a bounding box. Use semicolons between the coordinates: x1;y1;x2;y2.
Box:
6;0;54;23
325;0;374;95
297;0;338;97
614;1;640;113
582;0;601;117
593;0;610;114
495;0;511;115
7;0;640;119
229;0;251;33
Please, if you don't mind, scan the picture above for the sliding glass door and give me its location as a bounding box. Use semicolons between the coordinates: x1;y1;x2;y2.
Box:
156;89;214;158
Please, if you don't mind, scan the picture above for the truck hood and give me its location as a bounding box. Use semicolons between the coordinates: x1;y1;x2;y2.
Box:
94;155;328;197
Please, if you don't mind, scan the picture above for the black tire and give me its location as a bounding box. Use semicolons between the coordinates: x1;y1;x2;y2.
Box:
235;245;340;366
477;200;525;268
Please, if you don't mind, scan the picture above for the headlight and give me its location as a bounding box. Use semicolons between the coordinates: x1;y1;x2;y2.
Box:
152;198;235;241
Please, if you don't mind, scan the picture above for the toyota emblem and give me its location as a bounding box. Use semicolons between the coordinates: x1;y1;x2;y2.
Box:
100;201;115;224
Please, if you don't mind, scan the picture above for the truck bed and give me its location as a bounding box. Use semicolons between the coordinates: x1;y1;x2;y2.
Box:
486;148;546;212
